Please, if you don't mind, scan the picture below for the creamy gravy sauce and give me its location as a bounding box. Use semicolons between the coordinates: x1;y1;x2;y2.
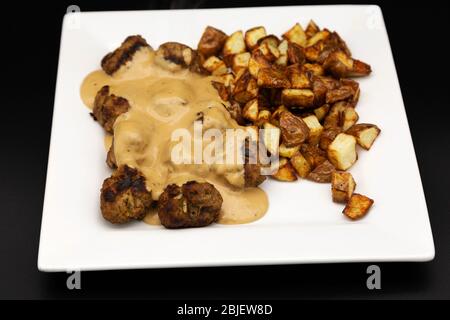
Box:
80;47;268;225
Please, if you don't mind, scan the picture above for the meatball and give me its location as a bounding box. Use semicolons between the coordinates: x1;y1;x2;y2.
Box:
155;42;195;71
244;163;266;187
158;181;223;229
101;35;150;75
92;85;130;133
100;165;152;224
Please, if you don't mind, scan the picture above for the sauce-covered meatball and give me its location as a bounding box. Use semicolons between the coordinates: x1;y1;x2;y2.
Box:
92;85;130;134
100;165;152;224
158;181;223;229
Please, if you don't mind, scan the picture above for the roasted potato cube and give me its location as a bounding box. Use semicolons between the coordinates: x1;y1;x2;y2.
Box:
270;105;288;127
233;70;257;103
282;23;307;47
197;26;228;58
305;20;320;38
248;50;272;78
278;39;289;55
257;41;280;62
287;42;306;65
272;158;298;182
287;64;311;89
290;151;311;178
346;123;381;150
340;79;360;104
257;109;271;124
279;111;310;147
331;171;356;203
257;35;280;47
307;160;335;183
307;30;330;47
279;144;300;158
304;42;323;62
303;63;324;76
257;67;290;88
281;89;314;108
223;30;246;56
262;122;281;155
323;102;359;131
343;193;374;220
302;115;323;145
323;50;372;78
314;104;330;121
275;55;288;66
219;73;235;87
300;143;327;168
242;98;259;122
327;133;358;170
326;85;355;104
202;56;228;75
319;127;342;151
211;81;230;101
232;52;251;73
245;26;267;50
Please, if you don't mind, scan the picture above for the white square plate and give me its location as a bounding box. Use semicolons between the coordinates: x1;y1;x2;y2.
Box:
38;5;434;271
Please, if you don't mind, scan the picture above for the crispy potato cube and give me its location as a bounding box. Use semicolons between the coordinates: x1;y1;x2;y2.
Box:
319;127;342;151
202;56;228;75
257;41;280;62
287;42;306;65
304;42;323;62
323;50;372;78
340;79;360;104
343;193;374;220
303;63;324;76
302;115;323;145
245;26;267;50
327;133;357;170
278;39;289;55
300;144;327;168
281;89;314;108
331;171;356;203
279;144;300;158
314;104;330;121
279;111;310;147
323;102;359;131
211;81;230;101
307;160;335;183
290;151;311;178
242;99;259;122
233;70;257;104
262;122;281;155
248;50;272;78
270;105;288;127
257;67;290;88
326;86;355;104
223;30;246;56
232;52;251;73
197;26;228;57
346;123;381;150
307;30;330;47
287;64;311;89
219;73;235;87
257;109;271;124
272;158;298;182
283;23;307;47
275;55;288;66
257;35;280;47
305;20;320;38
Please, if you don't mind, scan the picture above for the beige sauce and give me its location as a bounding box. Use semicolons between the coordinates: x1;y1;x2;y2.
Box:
80;47;268;225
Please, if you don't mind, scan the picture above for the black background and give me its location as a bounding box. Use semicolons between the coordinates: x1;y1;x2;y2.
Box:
0;0;449;299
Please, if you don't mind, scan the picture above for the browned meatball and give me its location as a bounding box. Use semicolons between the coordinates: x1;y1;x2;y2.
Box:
101;35;150;75
92;85;130;134
244;163;266;187
158;181;223;229
100;165;152;224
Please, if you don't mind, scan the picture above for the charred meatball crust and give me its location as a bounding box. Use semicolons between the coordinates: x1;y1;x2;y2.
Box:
101;35;150;75
158;181;223;229
100;165;152;224
92;85;130;133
